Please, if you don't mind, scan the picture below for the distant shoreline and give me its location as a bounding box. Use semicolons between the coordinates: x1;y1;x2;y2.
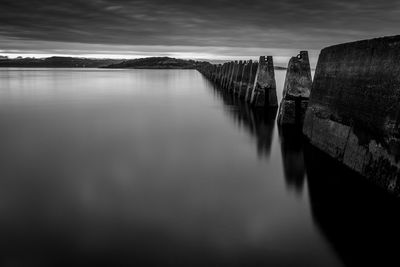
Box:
0;66;289;70
0;56;289;70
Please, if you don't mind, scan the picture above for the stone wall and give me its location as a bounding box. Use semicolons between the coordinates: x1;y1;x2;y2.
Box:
303;35;400;196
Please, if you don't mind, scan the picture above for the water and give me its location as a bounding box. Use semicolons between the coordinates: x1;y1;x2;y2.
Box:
0;68;399;267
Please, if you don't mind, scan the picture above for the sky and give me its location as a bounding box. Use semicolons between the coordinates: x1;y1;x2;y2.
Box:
0;0;399;66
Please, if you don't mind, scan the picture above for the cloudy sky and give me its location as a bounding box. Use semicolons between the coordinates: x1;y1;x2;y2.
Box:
0;0;399;65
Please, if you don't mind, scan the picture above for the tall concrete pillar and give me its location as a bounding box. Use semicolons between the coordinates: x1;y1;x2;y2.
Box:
234;61;245;95
221;63;228;86
224;61;234;89
224;61;235;89
250;56;278;108
228;61;239;93
217;64;224;84
245;62;258;102
221;62;230;88
211;65;216;81
216;64;221;84
278;51;312;126
239;61;252;99
212;65;218;82
216;64;222;85
219;63;225;87
208;65;215;81
221;63;229;87
208;66;212;79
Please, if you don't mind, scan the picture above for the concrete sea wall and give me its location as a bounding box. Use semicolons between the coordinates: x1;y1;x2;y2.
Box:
198;36;400;196
197;56;278;109
303;35;400;196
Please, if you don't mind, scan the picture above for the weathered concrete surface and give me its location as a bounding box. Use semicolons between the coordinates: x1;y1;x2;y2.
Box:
204;64;213;81
224;62;234;89
278;51;312;126
218;63;225;86
223;63;229;86
228;61;239;93
303;35;400;196
245;62;258;102
217;64;224;84
222;63;231;89
239;61;252;99
212;64;220;83
233;61;245;95
250;56;278;108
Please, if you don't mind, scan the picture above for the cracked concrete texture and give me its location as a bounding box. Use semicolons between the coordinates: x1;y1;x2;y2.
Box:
303;35;400;196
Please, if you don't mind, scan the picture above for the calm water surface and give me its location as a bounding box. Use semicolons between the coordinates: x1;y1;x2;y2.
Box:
0;68;399;267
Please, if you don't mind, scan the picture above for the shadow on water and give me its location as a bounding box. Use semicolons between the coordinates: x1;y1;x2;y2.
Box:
305;144;400;267
211;82;400;267
278;126;306;195
211;84;277;158
211;83;306;193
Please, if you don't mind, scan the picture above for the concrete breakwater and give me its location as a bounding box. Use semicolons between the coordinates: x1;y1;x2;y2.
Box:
197;56;278;109
303;35;400;196
278;51;312;126
199;36;400;197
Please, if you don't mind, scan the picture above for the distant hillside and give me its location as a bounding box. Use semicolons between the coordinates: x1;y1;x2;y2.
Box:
0;56;288;70
103;57;198;69
0;57;124;68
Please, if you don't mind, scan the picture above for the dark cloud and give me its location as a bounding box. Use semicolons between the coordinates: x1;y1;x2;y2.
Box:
0;0;399;59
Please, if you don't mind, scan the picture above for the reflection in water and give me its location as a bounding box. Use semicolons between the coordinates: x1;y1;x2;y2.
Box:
278;126;306;194
212;85;277;158
212;81;400;267
305;144;400;267
1;69;397;267
1;69;343;267
212;83;306;194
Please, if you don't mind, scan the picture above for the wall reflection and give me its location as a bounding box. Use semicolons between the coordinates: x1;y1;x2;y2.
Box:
278;126;306;194
305;144;400;267
212;85;277;158
212;79;400;267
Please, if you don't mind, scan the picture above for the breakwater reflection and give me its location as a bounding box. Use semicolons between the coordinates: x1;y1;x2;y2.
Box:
212;85;277;158
279;126;306;195
0;69;397;267
1;69;339;267
305;145;400;267
211;81;400;267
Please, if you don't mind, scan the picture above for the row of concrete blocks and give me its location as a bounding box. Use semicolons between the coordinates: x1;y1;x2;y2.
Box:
197;56;278;108
198;51;313;127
